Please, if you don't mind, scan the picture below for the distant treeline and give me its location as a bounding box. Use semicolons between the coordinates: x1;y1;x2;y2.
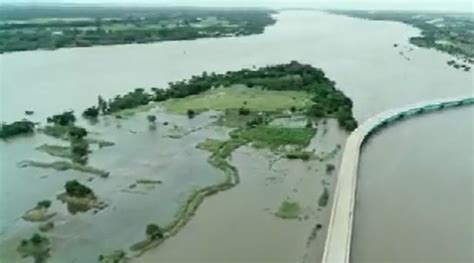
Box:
0;6;275;53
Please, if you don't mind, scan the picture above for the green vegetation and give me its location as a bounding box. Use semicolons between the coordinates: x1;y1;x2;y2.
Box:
98;250;128;263
285;150;314;161
196;138;226;153
83;106;100;119
146;224;164;240
136;179;162;185
20;160;110;177
65;180;94;198
36;200;52;209
326;163;336;174
233;126;316;149
334;10;474;60
47;111;76;126
37;144;72;159
1;6;275;53
162;86;311;113
17;233;50;261
91;62;356;131
318;187;330;207
275;200;301;219
0;120;35;139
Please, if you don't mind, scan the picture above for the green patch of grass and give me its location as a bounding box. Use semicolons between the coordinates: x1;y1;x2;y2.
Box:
19;160;109;178
196;139;226;153
234;126;315;149
275;200;301;219
162;86;311;114
42;125;70;139
318;187;330;207
36;144;72;159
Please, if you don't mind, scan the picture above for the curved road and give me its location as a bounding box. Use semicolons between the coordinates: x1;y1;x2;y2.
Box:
322;96;474;263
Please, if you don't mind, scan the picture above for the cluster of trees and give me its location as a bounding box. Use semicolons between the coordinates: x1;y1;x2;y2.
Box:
0;120;35;139
65;180;94;198
36;200;52;209
20;233;48;247
1;6;275;53
84;61;357;131
47;111;76;126
45;111;90;164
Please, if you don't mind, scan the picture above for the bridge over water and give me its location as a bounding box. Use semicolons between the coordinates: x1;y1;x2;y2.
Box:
322;96;474;263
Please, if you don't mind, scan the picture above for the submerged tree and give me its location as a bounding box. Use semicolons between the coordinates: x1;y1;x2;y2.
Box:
146;224;164;240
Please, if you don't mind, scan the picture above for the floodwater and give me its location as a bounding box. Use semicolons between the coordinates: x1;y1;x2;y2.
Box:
136;120;347;263
0;110;229;262
352;106;474;263
0;9;473;263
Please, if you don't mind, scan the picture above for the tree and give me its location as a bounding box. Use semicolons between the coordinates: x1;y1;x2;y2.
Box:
308;103;325;118
69;126;88;139
47;111;76;126
147;115;157;123
30;233;43;245
146;224;163;240
238;107;250;115
0;120;35;139
37;200;51;209
65;180;93;198
83;107;99;119
187;109;196;119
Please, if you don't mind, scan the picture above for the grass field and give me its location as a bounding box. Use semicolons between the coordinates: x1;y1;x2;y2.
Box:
275;200;301;219
162;86;312;114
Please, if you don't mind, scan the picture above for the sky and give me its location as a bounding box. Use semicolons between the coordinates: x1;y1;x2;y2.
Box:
2;0;473;12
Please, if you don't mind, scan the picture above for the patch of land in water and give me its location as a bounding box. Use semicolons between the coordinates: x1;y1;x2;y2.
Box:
18;160;110;177
162;85;312;113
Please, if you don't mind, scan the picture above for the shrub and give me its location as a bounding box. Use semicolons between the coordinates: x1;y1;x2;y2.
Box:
65;180;93;198
36;200;51;209
326;164;335;174
187;109;196;119
318;187;330;207
83;107;99;119
0;120;35;139
146;224;163;240
69;126;88;139
238;107;250;115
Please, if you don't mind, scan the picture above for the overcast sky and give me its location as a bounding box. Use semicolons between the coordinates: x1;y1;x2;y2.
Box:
3;0;473;12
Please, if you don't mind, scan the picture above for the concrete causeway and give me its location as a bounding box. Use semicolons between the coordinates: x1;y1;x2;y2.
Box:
321;96;474;263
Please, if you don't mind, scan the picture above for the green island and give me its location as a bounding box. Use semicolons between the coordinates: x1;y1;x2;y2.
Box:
57;180;107;214
0;6;275;53
22;200;56;222
275;200;302;219
0;120;35;139
15;111;113;177
332;10;474;66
